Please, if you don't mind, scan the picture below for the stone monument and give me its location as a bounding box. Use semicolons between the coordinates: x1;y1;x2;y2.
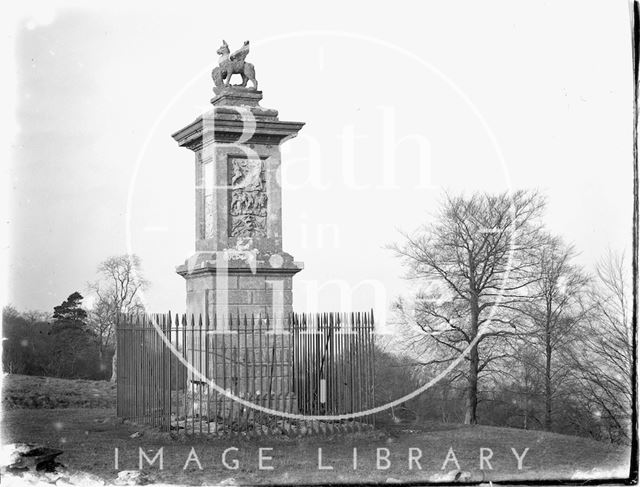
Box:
173;40;304;330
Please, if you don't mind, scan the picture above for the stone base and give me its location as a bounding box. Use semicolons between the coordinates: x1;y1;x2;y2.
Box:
189;390;298;419
177;253;303;327
211;88;263;105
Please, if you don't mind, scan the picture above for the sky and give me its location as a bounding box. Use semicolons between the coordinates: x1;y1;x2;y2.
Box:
2;1;634;326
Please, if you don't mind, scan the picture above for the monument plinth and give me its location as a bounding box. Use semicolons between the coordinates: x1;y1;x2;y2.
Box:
173;44;304;328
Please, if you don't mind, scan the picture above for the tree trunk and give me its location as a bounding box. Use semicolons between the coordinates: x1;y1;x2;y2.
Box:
441;384;449;423
464;296;480;425
110;345;117;383
97;346;105;378
544;327;552;430
464;343;479;424
110;316;119;383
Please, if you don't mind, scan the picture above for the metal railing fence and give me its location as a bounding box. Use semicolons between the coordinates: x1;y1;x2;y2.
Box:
116;311;375;436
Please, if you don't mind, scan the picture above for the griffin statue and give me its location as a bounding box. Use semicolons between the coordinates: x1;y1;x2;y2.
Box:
212;40;258;93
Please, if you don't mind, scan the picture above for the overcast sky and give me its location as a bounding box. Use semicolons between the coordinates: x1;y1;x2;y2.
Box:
3;1;634;324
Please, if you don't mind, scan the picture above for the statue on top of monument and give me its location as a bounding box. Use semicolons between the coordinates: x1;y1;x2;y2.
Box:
212;40;258;94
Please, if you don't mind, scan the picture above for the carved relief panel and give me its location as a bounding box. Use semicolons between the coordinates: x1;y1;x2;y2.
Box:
228;157;267;237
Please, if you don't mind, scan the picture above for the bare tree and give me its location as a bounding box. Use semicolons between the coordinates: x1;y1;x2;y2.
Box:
391;190;545;424
87;296;117;369
89;254;148;382
570;250;633;443
519;236;590;430
22;309;53;324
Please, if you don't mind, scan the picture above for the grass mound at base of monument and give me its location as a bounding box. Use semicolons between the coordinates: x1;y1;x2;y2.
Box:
2;374;116;409
1;408;631;485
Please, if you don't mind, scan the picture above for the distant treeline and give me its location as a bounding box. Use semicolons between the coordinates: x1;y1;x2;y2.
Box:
3;300;114;381
3;254;147;382
372;343;624;444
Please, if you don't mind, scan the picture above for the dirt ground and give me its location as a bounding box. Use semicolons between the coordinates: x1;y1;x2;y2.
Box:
1;407;632;485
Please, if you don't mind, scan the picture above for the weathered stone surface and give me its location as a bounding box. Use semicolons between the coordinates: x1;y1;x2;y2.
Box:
251;289;292;306
183;265;297;320
210;89;269;109
238;275;267;290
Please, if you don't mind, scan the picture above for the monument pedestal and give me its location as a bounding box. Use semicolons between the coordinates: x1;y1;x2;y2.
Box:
176;252;302;328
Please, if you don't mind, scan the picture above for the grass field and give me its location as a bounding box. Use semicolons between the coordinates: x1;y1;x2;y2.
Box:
2;374;116;409
1;374;633;485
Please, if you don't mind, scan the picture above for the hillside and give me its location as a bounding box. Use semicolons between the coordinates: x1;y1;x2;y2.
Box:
1;374;631;484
